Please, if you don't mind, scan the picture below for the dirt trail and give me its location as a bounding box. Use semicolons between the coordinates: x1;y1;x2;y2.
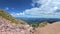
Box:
35;21;60;34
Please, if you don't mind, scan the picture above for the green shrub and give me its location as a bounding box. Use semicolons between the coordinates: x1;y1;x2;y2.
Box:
38;21;49;27
30;21;49;28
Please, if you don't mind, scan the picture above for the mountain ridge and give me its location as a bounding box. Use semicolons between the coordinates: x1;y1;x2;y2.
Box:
0;9;27;24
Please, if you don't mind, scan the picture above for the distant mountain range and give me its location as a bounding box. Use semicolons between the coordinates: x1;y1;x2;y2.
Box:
16;17;60;24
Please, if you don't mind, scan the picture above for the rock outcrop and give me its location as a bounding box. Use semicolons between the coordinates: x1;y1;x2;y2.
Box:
0;16;35;34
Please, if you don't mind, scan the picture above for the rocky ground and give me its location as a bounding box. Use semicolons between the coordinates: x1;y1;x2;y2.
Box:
0;16;35;34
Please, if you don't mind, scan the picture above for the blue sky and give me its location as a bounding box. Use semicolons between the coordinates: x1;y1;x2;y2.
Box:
0;0;33;12
0;0;60;18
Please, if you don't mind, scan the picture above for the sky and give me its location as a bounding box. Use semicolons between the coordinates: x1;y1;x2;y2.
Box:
0;0;33;13
0;0;60;18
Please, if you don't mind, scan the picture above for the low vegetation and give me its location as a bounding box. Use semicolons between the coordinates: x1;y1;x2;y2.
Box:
0;9;27;24
38;21;49;27
31;21;49;28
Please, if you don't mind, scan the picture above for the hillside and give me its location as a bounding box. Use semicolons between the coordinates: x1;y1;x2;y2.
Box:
0;9;27;24
0;15;35;34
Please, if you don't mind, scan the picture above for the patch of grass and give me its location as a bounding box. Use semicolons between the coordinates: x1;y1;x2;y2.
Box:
38;21;49;27
31;21;49;28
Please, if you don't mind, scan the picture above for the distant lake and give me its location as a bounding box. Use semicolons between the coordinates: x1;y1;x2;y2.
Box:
16;17;60;24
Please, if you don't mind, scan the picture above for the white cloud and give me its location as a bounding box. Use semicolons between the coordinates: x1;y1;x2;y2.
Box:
12;0;60;18
5;7;9;10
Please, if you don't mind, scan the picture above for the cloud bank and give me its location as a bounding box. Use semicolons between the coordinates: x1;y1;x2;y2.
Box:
11;0;60;18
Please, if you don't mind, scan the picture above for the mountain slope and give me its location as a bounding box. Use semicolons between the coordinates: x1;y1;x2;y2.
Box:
0;9;27;24
0;14;34;34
